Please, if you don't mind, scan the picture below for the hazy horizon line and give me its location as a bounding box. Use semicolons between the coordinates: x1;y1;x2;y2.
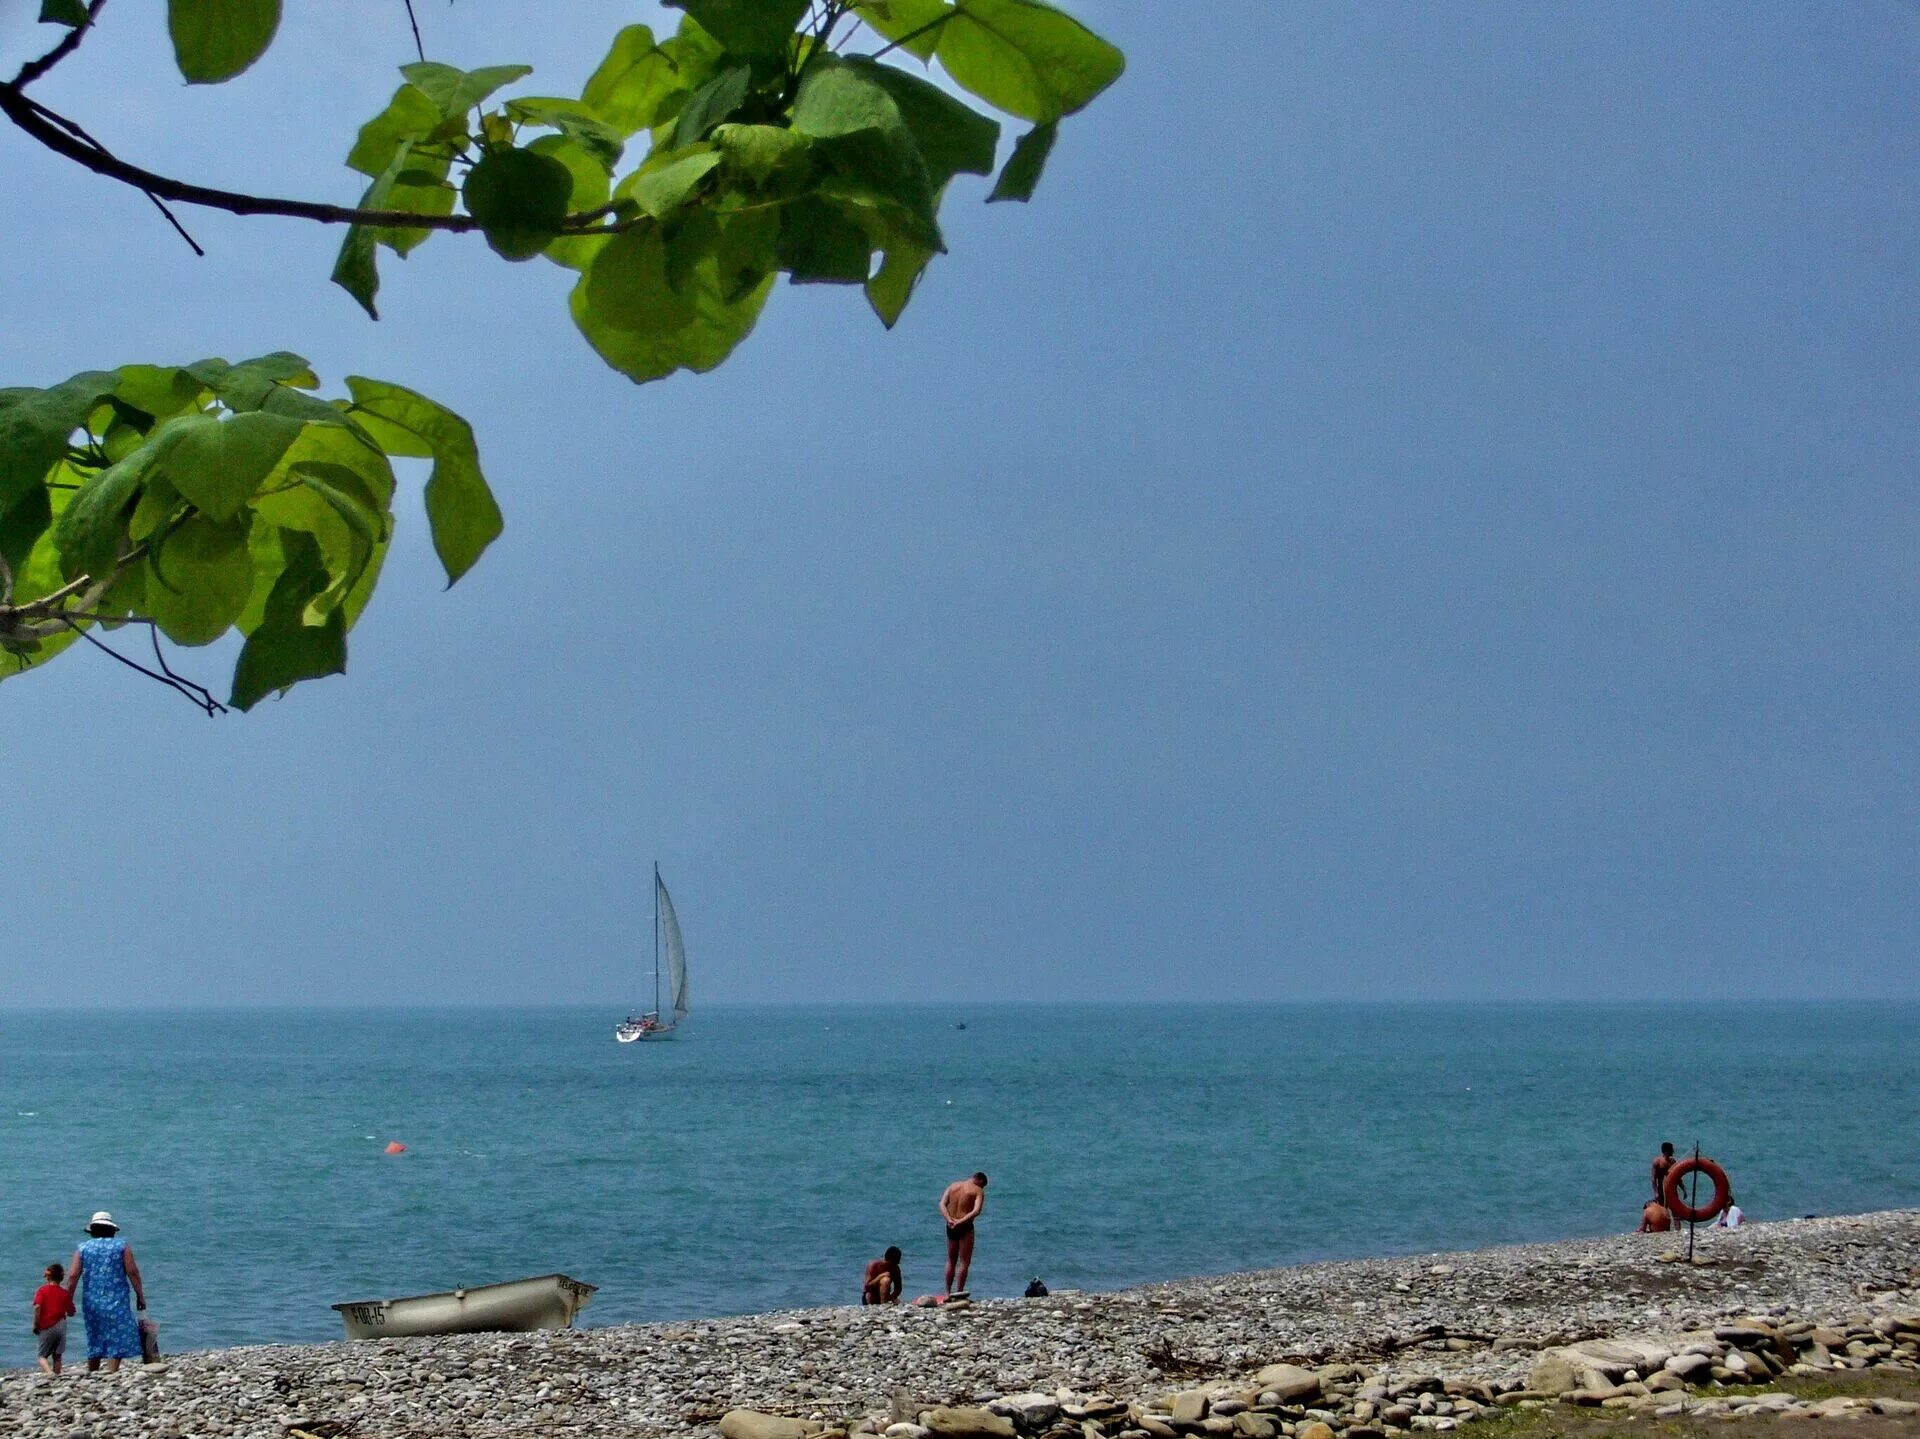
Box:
0;995;1913;1014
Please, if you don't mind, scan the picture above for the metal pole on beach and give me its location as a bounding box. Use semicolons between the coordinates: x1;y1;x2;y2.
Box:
1686;1140;1700;1263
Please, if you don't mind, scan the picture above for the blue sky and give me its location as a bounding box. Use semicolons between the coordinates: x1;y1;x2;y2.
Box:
0;3;1913;1005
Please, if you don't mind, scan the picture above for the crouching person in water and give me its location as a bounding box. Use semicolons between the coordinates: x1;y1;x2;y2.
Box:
863;1247;902;1305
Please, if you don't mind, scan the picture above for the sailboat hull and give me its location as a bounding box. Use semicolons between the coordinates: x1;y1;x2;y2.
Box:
616;1017;676;1042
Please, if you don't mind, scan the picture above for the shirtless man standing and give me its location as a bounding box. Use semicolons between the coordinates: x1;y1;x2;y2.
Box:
939;1172;987;1295
1652;1141;1676;1201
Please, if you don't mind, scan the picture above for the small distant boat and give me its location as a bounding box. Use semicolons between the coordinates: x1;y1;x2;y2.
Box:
616;862;691;1043
332;1273;596;1339
954;1021;968;1030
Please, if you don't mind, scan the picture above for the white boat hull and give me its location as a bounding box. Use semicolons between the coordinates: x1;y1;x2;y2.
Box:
616;1016;677;1042
333;1273;596;1340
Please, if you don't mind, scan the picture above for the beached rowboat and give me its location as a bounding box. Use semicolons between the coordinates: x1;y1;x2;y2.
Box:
332;1273;597;1339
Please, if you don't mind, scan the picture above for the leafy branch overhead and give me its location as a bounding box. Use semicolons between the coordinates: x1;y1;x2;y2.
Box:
0;355;500;710
0;0;1120;707
20;0;1124;384
341;0;1122;376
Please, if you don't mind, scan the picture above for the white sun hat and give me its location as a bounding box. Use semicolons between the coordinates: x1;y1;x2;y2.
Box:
87;1210;116;1230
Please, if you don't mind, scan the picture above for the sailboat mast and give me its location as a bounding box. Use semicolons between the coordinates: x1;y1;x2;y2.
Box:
652;861;661;1017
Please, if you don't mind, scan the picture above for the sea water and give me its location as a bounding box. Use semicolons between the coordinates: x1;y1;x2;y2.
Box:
1;1002;1915;1363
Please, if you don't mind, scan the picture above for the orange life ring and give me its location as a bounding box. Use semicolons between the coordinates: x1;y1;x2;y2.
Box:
1663;1157;1729;1223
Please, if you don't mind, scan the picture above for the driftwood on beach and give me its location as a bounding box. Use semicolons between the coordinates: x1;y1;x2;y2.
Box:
3;1210;1917;1439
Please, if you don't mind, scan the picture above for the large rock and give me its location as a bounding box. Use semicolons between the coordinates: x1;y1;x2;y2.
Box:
723;1413;820;1439
1560;1338;1675;1379
1526;1354;1583;1395
1169;1392;1210;1425
1250;1365;1320;1403
987;1396;1062;1430
1663;1353;1711;1380
1297;1423;1336;1439
922;1409;1018;1439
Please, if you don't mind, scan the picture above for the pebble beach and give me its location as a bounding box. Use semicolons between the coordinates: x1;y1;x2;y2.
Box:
4;1209;1917;1439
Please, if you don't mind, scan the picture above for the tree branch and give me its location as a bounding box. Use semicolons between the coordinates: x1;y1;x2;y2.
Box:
11;0;109;90
0;89;621;235
60;617;227;716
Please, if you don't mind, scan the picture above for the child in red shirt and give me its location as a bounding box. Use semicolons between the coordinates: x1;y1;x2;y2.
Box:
33;1262;75;1375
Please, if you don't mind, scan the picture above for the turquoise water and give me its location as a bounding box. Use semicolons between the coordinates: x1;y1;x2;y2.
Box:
2;1003;1916;1364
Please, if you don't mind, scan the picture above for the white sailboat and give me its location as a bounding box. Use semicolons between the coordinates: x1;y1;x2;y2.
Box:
616;863;690;1042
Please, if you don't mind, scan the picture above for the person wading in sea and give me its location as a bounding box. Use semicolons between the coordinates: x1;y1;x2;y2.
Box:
939;1172;987;1295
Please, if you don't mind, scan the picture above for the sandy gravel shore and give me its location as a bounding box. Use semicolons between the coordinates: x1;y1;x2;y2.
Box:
3;1209;1915;1439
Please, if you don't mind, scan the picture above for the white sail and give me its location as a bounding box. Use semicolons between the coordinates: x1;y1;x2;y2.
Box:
658;872;690;1020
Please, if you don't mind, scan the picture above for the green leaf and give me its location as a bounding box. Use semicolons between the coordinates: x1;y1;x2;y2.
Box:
792;59;941;249
151;410;304;522
504;98;626;171
344;378;500;586
623;148;723;219
230;532;346;711
987;119;1055;201
935;0;1124;123
0;371;116;514
572;217;774;384
0;488;54;584
463;146;574;262
777;198;875;284
346;83;447;177
711;123;815;187
52;446;155;581
252;462;381;607
38;0;89;27
582;226;697;336
400;61;533;120
666;0;809;57
581;25;685;137
144;514;253;646
866;239;934;326
853;0;952;61
673;64;752;147
332;143;418;317
375;166;458;257
111;365;207;423
189;352;319;410
128;474;183;543
168;0;281;84
851;58;999;189
528;135;614;271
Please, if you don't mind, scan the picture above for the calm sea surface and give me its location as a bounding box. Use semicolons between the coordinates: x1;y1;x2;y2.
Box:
1;1002;1916;1363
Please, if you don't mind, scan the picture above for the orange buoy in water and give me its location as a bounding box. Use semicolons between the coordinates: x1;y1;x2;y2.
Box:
384;1141;407;1155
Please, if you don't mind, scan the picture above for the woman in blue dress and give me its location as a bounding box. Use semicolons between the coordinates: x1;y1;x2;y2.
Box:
66;1211;147;1372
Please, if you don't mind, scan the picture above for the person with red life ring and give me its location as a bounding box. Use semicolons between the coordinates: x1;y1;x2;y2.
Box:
1663;1156;1731;1223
